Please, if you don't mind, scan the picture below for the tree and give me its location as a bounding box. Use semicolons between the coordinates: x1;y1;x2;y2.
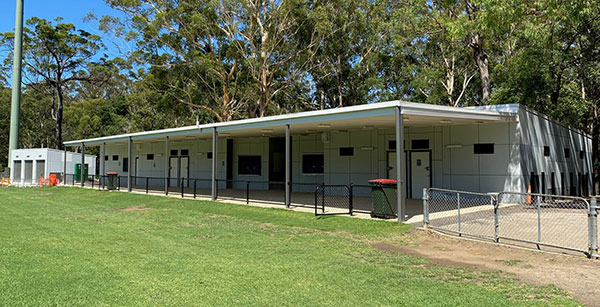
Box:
0;17;106;149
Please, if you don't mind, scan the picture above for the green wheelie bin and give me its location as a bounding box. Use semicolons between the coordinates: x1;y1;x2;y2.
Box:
368;179;398;219
106;172;118;190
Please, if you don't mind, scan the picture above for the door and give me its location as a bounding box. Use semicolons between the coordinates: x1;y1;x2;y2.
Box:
180;156;189;187
410;151;431;199
269;137;286;189
36;160;46;179
387;152;397;179
169;156;179;187
24;160;33;184
13;161;22;182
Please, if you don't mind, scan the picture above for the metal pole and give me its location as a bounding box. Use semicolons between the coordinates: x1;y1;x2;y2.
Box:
101;143;105;178
457;192;461;236
81;143;85;187
422;188;429;229
63;147;67;185
146;177;149;194
537;196;541;249
285;124;291;208
164;136;169;195
128;137;132;192
193;179;197;199
493;196;499;243
246;181;250;204
181;177;184;198
211;128;218;201
349;185;354;216
8;0;24;165
395;106;406;222
588;198;599;258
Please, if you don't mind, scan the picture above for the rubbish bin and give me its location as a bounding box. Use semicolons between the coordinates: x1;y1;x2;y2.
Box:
106;172;118;190
368;179;398;219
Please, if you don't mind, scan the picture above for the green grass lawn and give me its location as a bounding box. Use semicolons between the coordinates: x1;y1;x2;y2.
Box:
0;187;579;306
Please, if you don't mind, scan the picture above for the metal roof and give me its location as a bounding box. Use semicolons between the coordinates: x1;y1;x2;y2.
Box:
64;100;516;146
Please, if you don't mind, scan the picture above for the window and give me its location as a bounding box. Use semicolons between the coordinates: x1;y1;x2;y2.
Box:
112;155;119;161
474;143;494;154
123;158;129;172
388;140;396;150
543;146;550;157
170;149;178;156
302;154;324;174
238;155;261;175
412;139;430;150
180;149;189;156
388;140;406;151
580;150;585;159
564;148;570;159
207;152;213;159
147;154;154;160
339;147;354;156
104;156;109;161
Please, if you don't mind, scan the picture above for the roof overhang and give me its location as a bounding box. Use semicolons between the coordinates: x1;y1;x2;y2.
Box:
64;101;516;146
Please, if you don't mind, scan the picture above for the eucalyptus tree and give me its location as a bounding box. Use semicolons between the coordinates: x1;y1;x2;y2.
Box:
0;17;106;149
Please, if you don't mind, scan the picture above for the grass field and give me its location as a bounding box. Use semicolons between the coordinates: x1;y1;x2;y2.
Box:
0;187;579;306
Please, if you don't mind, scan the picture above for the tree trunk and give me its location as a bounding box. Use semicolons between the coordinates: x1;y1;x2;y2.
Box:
468;34;490;104
56;87;64;150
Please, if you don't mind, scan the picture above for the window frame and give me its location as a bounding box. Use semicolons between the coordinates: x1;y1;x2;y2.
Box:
237;155;262;176
302;153;324;175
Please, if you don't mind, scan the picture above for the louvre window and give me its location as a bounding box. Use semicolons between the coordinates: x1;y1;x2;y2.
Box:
339;147;354;156
474;143;494;154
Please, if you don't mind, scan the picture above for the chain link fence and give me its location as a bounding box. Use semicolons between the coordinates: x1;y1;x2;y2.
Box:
423;188;599;258
315;184;352;215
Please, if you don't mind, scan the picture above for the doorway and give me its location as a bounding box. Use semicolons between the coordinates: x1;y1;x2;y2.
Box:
269;137;286;190
36;160;45;179
409;151;431;199
169;156;189;187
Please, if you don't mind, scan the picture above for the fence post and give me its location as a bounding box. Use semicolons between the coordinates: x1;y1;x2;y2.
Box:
181;177;184;198
321;182;325;213
493;196;499;243
117;176;120;191
193;179;197;199
422;188;429;229
457;192;461;236
349;184;354;216
246;181;250;205
537;196;541;249
588;198;599;259
146;177;149;194
91;176;94;189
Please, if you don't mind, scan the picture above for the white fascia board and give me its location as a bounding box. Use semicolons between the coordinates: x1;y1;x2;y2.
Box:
216;108;396;132
64;100;514;146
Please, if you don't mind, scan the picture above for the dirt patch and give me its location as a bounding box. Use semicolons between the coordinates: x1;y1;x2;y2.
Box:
373;231;600;306
120;204;154;212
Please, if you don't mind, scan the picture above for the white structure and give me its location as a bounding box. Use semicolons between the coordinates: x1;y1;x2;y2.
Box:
10;148;96;186
64;101;593;220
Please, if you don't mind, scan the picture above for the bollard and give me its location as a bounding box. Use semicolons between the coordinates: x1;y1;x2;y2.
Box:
422;188;429;229
588;198;599;259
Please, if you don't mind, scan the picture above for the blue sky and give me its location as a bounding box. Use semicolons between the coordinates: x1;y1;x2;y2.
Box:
1;0;126;57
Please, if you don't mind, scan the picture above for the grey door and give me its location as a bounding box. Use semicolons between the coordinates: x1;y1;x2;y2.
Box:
169;157;179;187
36;160;46;179
13;161;22;182
24;160;33;184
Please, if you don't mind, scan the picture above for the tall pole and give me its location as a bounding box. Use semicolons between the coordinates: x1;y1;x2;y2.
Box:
211;128;218;201
285;124;291;208
8;0;24;164
396;107;406;222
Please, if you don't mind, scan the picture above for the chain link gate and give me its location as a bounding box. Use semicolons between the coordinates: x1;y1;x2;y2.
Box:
315;184;352;216
423;188;599;257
